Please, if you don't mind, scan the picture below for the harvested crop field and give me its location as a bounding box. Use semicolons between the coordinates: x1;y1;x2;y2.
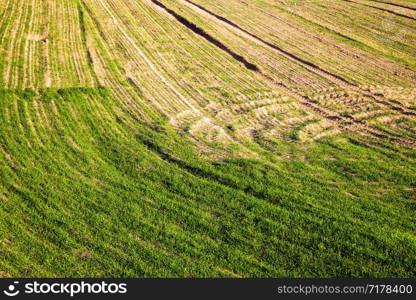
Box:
0;0;415;277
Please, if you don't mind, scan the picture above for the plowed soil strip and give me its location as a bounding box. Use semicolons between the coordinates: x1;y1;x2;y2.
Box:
239;1;369;65
341;0;416;20
240;0;416;86
154;1;340;129
150;0;258;71
371;0;416;11
182;0;353;88
183;0;416;116
261;1;368;50
152;0;415;145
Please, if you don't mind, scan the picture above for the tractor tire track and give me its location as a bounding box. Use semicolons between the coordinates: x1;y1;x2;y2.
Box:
96;0;199;113
43;0;51;87
78;3;99;86
257;73;415;147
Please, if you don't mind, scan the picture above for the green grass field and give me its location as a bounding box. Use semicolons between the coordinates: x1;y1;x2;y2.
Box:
0;0;415;277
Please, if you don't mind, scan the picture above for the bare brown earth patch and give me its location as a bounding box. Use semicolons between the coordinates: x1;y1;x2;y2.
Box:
0;271;12;278
27;32;48;41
